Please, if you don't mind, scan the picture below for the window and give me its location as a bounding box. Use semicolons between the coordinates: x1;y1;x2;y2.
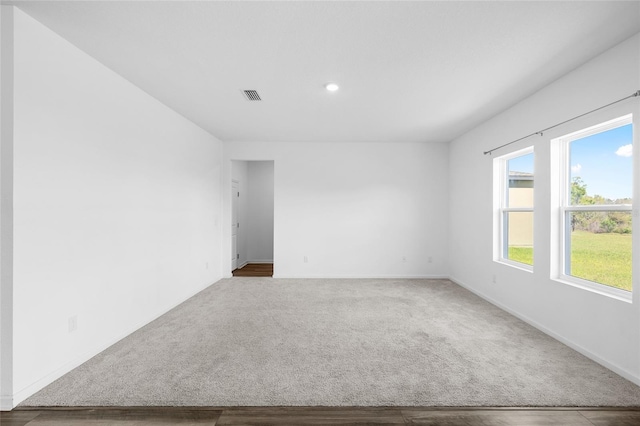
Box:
494;147;534;269
556;114;633;298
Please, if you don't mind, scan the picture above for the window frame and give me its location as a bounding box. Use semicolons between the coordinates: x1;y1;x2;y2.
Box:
555;113;634;302
494;146;535;271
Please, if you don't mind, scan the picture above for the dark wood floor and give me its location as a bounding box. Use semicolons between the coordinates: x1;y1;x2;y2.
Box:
3;407;640;425
232;263;273;277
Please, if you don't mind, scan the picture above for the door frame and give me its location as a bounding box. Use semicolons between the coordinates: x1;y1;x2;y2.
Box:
231;179;239;271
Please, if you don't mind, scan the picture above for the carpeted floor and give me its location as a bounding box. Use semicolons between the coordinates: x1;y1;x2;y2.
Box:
21;278;640;407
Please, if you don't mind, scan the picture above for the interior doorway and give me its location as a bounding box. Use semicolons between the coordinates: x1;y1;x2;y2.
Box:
230;160;274;277
231;180;239;271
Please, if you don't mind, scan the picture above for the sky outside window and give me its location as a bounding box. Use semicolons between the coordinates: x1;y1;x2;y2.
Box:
508;153;534;175
569;124;633;201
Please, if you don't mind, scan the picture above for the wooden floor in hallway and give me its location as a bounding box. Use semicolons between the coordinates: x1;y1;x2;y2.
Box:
3;407;640;425
232;263;273;277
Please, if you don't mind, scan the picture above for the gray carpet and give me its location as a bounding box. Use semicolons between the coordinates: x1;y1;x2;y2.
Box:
21;278;640;406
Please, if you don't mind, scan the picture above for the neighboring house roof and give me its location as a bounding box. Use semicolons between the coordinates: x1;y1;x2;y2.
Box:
509;171;534;188
509;171;533;181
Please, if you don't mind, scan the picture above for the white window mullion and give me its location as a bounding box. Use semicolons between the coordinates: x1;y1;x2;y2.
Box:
503;207;535;213
565;205;632;212
563;209;572;277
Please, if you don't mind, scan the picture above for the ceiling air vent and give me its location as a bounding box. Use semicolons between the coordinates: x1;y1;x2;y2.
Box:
243;90;262;101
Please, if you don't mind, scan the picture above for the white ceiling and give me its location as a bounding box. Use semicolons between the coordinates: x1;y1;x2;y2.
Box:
9;1;640;143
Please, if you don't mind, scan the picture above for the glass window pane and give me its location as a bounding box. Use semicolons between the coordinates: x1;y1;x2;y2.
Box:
507;153;534;208
505;211;533;265
569;124;633;206
567;211;632;291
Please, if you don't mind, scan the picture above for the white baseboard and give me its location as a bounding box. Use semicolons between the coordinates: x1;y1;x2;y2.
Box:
0;395;13;411
247;259;273;264
10;277;222;409
449;275;640;387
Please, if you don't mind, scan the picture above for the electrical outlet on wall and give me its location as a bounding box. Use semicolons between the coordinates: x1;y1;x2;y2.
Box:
402;256;407;263
304;256;308;263
428;256;433;263
68;315;77;333
492;274;497;284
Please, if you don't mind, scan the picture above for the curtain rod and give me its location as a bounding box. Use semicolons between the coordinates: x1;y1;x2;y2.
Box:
483;90;640;156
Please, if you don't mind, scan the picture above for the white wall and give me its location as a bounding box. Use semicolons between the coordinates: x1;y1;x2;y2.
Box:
224;141;449;278
247;161;274;263
7;8;223;407
449;33;640;383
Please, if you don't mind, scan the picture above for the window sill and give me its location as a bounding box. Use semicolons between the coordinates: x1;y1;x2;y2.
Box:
553;276;632;304
495;259;533;273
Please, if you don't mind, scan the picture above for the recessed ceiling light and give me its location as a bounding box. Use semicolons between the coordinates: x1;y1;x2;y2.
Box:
325;83;339;92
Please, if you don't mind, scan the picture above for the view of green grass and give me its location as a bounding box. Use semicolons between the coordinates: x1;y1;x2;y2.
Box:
570;230;632;291
508;247;533;266
508;231;632;291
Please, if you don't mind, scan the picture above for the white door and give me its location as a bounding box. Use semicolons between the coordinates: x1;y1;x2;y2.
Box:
231;180;239;271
